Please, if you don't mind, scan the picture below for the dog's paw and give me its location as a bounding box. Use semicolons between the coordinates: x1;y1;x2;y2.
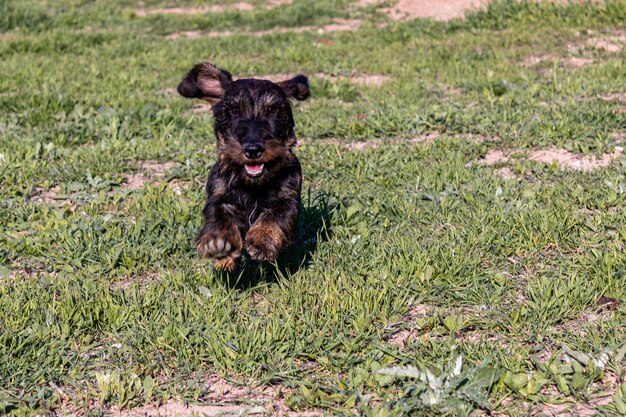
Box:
244;222;285;262
212;256;239;272
196;227;242;263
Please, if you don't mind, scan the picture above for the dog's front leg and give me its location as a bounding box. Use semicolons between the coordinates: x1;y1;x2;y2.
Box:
196;199;243;272
245;180;301;262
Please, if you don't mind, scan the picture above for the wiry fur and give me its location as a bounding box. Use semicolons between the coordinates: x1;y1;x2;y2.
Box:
177;62;310;271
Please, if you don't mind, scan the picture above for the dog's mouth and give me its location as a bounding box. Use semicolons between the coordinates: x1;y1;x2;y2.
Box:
244;163;265;177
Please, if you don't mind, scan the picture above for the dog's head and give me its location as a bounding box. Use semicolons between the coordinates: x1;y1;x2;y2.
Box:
177;62;309;183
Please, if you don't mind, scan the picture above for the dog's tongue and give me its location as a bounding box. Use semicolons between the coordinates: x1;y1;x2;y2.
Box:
245;164;264;175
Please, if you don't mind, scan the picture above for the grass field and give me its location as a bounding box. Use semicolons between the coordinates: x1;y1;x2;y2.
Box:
2;0;626;415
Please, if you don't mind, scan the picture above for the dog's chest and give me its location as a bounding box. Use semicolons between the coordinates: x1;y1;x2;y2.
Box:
224;186;272;226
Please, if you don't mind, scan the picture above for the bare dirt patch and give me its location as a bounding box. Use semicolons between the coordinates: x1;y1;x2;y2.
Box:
379;0;485;22
346;134;439;150
125;161;185;194
587;32;626;53
135;3;253;16
316;72;391;86
135;0;292;16
164;30;203;40
521;54;554;67
318;18;362;32
165;18;362;39
29;162;185;205
265;0;293;7
30;186;68;206
598;93;626;104
253;71;390;86
123;172;151;191
612;132;626;142
477;147;624;171
109;272;161;292
313;133;488;151
476;149;522;166
520;53;594;69
528;386;615;417
102;374;322;417
351;0;386;9
528;147;623;171
0;32;14;42
458;329;503;345
566;56;594;67
494;167;519;180
137;161;178;176
387;303;431;347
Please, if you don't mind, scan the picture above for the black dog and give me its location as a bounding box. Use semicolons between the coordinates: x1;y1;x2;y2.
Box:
177;62;310;271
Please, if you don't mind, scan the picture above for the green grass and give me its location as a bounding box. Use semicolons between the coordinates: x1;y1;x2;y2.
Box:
1;0;626;415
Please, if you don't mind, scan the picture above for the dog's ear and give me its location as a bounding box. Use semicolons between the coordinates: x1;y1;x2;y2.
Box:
277;75;310;101
177;62;233;104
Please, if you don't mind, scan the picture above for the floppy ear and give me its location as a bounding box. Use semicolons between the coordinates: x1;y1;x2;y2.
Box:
177;62;233;105
277;75;310;101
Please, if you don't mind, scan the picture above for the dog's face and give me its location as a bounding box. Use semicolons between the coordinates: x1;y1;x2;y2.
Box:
177;62;309;183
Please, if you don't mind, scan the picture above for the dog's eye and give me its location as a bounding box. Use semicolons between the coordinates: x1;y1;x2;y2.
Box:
267;106;277;114
229;107;240;116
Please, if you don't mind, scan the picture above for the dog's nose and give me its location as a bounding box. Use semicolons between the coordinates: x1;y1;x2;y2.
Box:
242;143;264;159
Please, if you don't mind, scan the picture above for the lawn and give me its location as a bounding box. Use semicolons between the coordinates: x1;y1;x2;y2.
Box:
1;0;626;416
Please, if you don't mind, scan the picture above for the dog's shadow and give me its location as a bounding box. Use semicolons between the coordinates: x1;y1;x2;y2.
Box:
219;191;337;289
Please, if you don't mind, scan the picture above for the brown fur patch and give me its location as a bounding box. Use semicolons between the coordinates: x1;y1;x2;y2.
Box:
211;178;228;197
212;256;239;272
245;221;286;262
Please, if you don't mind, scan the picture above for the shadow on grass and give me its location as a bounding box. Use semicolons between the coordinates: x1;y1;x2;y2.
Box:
219;190;337;289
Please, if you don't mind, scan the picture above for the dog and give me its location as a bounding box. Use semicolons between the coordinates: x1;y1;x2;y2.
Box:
177;62;310;271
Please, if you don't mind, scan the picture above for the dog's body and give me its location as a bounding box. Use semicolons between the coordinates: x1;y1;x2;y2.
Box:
177;62;310;271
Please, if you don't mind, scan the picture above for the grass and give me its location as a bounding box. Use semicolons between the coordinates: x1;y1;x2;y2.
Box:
1;0;626;415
